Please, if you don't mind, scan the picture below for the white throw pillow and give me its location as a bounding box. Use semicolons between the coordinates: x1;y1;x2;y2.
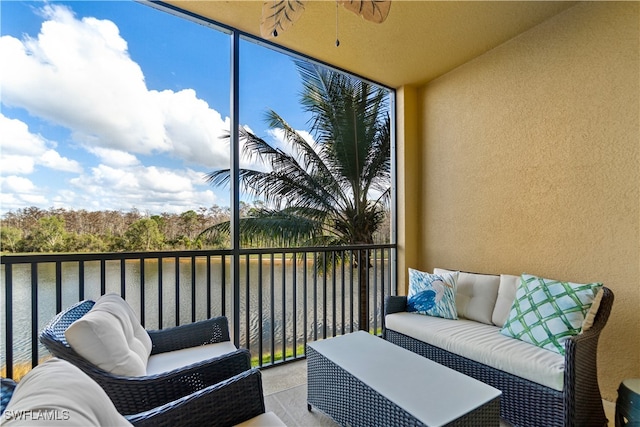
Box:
434;268;499;325
65;294;152;377
2;358;132;426
491;274;520;327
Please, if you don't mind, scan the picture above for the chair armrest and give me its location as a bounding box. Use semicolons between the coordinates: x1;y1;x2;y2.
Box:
126;369;266;427
147;316;231;354
385;296;407;315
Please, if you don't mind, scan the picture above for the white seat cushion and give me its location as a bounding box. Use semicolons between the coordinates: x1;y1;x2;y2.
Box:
434;268;499;325
385;312;565;391
146;341;237;376
2;358;132;426
233;411;287;427
65;293;152;377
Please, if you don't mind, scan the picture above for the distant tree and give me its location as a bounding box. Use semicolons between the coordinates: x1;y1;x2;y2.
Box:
179;210;200;240
0;226;23;252
0;206;236;253
64;232;108;253
22;216;67;252
124;218;165;251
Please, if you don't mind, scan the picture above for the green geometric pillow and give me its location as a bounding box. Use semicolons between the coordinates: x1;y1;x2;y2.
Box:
500;274;603;355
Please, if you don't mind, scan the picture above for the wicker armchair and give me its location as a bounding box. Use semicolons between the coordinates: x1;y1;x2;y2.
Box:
40;299;252;415
1;361;270;427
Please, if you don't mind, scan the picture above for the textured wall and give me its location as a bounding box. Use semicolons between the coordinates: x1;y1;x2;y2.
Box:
396;86;421;291
415;2;639;400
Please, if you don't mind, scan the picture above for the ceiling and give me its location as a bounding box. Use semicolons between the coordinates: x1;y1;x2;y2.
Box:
162;1;577;88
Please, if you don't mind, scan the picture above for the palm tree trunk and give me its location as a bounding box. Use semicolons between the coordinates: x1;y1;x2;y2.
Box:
358;249;369;331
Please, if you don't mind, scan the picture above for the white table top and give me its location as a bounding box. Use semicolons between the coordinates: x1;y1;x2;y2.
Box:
308;331;502;427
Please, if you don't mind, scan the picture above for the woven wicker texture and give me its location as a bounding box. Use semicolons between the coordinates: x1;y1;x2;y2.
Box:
125;368;266;427
1;368;265;427
307;346;500;426
384;286;614;427
40;300;252;415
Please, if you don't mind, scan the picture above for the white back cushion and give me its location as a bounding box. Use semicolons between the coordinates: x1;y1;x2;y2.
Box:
434;268;499;325
65;294;152;377
3;358;132;426
492;274;520;327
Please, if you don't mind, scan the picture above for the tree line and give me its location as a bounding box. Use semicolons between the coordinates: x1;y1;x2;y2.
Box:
0;206;230;253
0;205;391;254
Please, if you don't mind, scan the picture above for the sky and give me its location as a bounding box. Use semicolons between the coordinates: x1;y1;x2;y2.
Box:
0;0;313;216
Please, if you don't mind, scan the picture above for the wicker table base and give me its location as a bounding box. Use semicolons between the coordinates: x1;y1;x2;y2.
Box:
307;331;501;427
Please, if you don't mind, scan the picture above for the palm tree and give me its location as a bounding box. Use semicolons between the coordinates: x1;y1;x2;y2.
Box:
202;60;391;330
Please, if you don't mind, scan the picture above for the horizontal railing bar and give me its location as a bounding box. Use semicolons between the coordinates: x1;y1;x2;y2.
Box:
1;244;394;265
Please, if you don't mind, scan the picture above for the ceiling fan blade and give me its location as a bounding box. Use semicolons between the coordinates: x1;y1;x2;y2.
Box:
260;0;307;38
339;0;391;24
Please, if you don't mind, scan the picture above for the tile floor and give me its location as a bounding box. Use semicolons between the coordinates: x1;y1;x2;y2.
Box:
259;359;618;427
261;360;337;426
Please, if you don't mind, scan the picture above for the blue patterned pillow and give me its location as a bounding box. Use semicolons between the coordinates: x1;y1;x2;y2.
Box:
500;274;603;355
407;268;458;320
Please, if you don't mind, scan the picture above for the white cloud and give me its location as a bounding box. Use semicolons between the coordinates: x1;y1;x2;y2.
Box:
0;4;310;215
89;147;140;168
0;4;230;169
0;155;36;175
20;193;50;206
40;149;83;172
0;175;48;212
0;114;83;174
1;175;37;193
155;89;231;169
68;163;218;214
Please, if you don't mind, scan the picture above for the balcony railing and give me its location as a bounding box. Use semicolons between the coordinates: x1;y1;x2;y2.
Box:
1;244;396;379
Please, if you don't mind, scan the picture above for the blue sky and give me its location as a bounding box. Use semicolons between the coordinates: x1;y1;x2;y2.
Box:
0;0;311;215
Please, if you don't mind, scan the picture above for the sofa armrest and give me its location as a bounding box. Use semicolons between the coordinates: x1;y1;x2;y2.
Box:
147;316;231;354
126;368;266;427
385;296;407;315
563;286;614;427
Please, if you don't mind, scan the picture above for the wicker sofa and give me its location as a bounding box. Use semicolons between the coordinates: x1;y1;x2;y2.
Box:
383;269;614;427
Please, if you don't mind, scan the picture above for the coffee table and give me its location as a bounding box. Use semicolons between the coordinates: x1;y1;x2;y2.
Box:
307;331;501;426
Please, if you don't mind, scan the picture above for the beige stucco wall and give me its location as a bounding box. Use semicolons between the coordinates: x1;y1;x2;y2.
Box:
396;85;421;292
406;2;639;401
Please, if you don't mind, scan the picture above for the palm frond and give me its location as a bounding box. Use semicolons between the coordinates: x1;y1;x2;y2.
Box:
199;207;323;247
203;59;391;247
